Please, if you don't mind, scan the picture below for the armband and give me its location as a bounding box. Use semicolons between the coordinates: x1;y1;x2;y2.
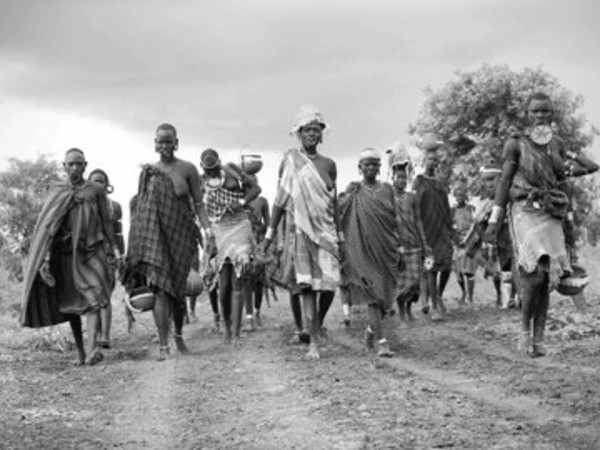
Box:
203;227;215;238
239;198;246;207
113;247;122;259
265;227;275;241
337;231;346;243
566;212;574;222
488;205;504;224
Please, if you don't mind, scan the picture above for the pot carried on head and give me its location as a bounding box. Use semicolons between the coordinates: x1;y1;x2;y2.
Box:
240;154;263;175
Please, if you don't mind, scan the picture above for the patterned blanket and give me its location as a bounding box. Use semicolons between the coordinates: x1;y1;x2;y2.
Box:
122;165;199;302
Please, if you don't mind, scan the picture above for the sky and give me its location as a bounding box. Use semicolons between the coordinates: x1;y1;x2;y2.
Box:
1;0;600;220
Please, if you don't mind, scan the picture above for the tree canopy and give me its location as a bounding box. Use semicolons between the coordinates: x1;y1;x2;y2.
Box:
0;155;63;279
411;64;598;184
410;63;599;238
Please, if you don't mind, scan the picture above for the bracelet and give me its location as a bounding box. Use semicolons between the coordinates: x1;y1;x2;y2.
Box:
239;198;246;207
488;205;504;224
567;211;574;222
265;227;275;241
203;227;215;238
337;231;345;243
113;247;122;259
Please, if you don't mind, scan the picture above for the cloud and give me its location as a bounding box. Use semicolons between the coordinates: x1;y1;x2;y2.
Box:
1;0;599;158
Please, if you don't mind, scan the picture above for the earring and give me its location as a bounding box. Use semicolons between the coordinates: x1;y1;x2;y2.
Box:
106;185;114;194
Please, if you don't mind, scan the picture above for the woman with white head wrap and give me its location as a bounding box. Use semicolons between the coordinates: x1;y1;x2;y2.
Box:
260;106;341;360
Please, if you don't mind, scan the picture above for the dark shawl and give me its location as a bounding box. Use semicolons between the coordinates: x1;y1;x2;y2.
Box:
21;184;74;327
340;182;399;307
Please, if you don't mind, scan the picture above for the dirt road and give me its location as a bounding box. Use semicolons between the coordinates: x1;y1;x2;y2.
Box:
2;249;600;449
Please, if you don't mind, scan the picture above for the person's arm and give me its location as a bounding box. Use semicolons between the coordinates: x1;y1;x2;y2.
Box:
330;160;345;247
412;194;431;255
239;169;261;205
485;140;519;241
565;150;599;177
188;164;212;232
112;201;125;255
264;160;286;247
97;189;118;254
261;198;271;235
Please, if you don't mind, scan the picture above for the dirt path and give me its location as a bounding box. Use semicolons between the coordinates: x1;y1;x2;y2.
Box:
2;270;600;449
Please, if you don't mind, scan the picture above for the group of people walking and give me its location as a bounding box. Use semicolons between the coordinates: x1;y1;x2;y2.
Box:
20;92;597;365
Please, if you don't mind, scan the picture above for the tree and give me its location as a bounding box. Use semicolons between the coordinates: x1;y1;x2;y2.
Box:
410;64;600;239
0;155;63;280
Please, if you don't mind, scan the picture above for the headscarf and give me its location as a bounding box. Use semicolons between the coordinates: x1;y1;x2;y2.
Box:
358;147;381;163
290;105;328;136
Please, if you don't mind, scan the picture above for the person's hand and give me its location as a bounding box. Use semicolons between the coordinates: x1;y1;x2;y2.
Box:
205;235;218;258
564;219;575;247
39;261;55;287
483;222;498;244
228;200;245;213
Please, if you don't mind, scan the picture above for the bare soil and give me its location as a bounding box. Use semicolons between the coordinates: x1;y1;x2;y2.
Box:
1;247;600;449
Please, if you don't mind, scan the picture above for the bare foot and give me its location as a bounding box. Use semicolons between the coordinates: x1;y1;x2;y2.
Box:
304;344;320;360
232;337;242;348
85;350;104;366
223;333;232;345
517;333;531;355
377;340;395;358
531;342;547;358
174;336;189;354
156;346;170;361
437;297;447;313
431;310;443;322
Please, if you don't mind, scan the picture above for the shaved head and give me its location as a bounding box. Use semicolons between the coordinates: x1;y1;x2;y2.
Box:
156;123;177;137
65;147;85;161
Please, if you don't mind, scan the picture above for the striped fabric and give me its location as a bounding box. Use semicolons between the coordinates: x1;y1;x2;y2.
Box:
396;248;423;298
271;148;340;292
275;149;339;259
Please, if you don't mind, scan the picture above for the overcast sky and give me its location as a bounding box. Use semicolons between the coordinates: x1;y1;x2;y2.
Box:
1;0;599;212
